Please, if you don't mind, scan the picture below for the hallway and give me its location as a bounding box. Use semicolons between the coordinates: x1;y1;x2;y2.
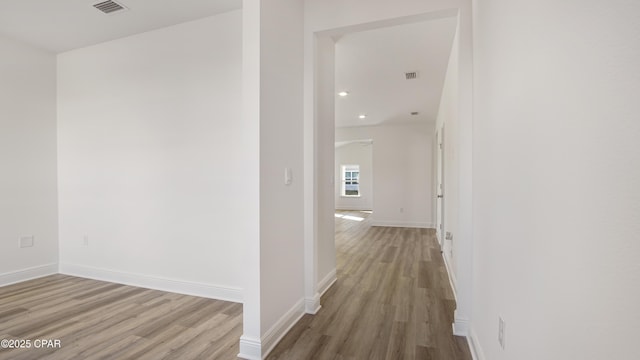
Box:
268;211;471;359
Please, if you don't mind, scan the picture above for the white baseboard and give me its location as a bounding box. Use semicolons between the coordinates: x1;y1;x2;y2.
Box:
239;298;305;359
371;220;434;229
468;327;485;360
305;294;321;314
238;336;262;360
335;205;372;211
442;251;457;301
0;263;58;287
59;263;242;303
261;298;305;358
305;269;337;314
318;268;337;297
453;316;469;336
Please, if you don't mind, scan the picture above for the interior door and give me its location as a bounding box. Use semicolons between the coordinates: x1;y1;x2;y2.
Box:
436;127;444;246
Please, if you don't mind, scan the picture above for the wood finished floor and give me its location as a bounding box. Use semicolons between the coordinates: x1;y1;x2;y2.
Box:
0;211;470;360
0;275;242;360
267;211;472;360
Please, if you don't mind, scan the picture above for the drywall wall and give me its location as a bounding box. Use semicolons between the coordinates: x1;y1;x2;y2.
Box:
435;28;459;280
257;0;306;339
335;142;373;211
471;0;640;359
239;0;262;356
57;11;245;301
0;35;58;284
312;36;338;305
336;123;433;227
240;0;306;358
304;0;474;331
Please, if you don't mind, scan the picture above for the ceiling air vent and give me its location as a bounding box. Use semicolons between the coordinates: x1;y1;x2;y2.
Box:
405;71;418;80
93;0;127;14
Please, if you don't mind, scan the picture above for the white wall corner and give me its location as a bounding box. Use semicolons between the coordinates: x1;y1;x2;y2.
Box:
467;326;485;360
318;268;337;297
238;336;262;360
0;263;58;287
261;298;306;359
58;263;243;303
305;294;322;314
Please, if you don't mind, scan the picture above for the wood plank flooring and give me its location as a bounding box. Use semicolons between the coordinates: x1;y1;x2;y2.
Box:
267;211;472;360
0;210;470;359
0;275;242;360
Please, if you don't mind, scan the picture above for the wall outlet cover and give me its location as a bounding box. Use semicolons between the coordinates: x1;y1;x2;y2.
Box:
20;236;34;248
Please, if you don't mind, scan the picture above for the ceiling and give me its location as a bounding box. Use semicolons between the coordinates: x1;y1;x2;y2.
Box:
0;1;456;128
0;0;242;53
334;17;457;128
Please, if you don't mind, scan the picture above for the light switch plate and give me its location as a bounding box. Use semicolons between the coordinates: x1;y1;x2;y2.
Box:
498;316;505;349
284;168;292;185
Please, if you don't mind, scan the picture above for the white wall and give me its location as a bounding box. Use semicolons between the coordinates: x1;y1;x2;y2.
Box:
57;11;245;301
336;124;433;227
312;36;338;305
304;0;473;326
240;0;306;358
471;0;640;359
0;35;58;284
335;142;373;211
257;0;305;338
435;28;459;279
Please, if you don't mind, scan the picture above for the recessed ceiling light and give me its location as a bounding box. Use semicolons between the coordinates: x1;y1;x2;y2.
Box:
338;91;349;97
358;114;367;119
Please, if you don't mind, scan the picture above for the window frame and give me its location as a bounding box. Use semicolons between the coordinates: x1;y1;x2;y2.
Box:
341;164;361;197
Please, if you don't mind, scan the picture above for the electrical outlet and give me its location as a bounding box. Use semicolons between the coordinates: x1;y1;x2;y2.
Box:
20;236;34;248
399;207;404;213
498;316;506;349
83;235;89;246
445;232;453;240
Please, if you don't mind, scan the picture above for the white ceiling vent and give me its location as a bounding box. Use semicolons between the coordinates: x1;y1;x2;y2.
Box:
93;0;127;15
405;71;418;80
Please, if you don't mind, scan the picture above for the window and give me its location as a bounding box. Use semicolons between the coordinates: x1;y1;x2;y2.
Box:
341;165;360;197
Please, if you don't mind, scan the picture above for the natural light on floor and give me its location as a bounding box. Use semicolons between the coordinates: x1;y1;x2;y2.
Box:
334;213;365;222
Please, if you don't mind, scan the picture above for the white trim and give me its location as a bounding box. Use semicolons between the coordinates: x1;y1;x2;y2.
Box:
453;315;469;336
468;327;485;360
59;263;242;303
238;336;262;360
334;205;371;211
442;251;457;301
442;249;470;341
0;263;58;287
261;298;305;358
317;268;337;297
371;220;434;229
238;298;306;359
305;295;321;314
